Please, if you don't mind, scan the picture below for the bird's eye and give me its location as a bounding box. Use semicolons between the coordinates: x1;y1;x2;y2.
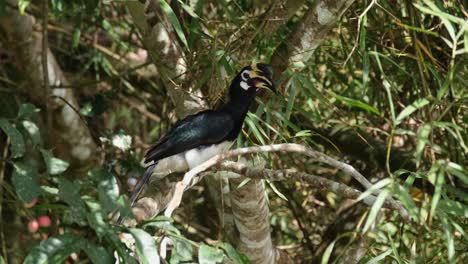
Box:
241;70;250;81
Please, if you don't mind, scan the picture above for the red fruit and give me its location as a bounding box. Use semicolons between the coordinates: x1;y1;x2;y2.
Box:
24;198;38;208
28;220;39;233
41;233;49;240
37;215;51;227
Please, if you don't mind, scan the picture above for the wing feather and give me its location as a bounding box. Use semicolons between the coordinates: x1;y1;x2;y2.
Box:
144;111;234;164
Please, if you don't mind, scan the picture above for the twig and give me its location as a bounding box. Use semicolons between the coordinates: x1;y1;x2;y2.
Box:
118;94;161;122
163;143;409;220
343;0;377;66
49;95;88;126
42;0;52;140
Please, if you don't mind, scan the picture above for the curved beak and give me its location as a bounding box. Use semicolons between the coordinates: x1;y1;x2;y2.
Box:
250;63;277;94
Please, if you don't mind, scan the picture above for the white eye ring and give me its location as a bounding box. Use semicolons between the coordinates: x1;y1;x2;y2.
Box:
241;70;250;81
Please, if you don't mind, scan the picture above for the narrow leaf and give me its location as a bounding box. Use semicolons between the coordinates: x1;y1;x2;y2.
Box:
396;98;430;124
321;240;336;264
333;94;381;115
363;188;390;232
158;0;188;48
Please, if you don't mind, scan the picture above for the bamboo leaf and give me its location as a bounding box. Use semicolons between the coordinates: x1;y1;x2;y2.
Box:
363;188;390;232
396;98;430;125
333;94;381;115
158;0;189;49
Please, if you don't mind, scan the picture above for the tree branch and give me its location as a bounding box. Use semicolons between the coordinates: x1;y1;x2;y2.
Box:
271;0;356;81
163;143;409;220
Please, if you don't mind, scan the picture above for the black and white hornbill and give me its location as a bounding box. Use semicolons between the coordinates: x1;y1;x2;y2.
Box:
127;63;276;209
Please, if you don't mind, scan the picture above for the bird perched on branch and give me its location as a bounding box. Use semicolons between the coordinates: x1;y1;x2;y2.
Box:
121;63;276;221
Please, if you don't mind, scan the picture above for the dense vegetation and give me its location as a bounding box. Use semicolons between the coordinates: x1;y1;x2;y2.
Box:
0;0;466;263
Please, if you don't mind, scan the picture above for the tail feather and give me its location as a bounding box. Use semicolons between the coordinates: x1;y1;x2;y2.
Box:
129;163;157;206
116;163;157;225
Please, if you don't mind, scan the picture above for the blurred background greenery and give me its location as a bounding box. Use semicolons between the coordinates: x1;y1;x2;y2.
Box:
0;0;466;263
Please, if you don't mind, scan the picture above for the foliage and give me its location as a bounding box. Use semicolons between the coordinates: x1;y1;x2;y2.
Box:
0;0;466;263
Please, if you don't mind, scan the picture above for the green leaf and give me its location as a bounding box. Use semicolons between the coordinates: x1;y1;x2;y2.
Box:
285;77;298;119
415;124;431;166
24;233;83;264
143;218;180;235
116;195;135;221
158;0;188;49
24;233;111;264
446;162;468;184
89;169;119;213
171;238;193;263
18;0;30;14
267;181;288;201
21;120;42;147
40;149;69;175
430;168;445;222
12;162;40;203
86;200;108;238
321;240;336;264
216;242;248;264
18;103;40;119
199;245;224;264
366;249;392;264
333;94;381;115
439;199;468;218
58;178;87;220
128;228;159;264
393;184;419;221
363;188;390;232
245;115;266;145
395;98;430;125
0;118;25;158
439;213;455;262
236;178;251;189
82;243;113;264
177;0;200;18
111;132;132;151
72;27;81;48
356;178;392;203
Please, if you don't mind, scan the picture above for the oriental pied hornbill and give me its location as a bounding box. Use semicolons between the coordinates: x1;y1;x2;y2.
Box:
124;63;276;215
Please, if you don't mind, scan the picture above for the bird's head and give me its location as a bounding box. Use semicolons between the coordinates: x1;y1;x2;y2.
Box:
230;63;276;95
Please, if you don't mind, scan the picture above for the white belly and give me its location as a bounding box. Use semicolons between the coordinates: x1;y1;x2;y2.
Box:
184;141;234;169
148;141;234;179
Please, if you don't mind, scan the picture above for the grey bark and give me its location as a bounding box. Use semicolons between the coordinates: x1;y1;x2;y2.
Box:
271;0;356;81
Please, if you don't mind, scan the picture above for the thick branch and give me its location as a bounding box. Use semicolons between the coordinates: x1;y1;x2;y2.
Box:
125;0;205;118
271;0;355;80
